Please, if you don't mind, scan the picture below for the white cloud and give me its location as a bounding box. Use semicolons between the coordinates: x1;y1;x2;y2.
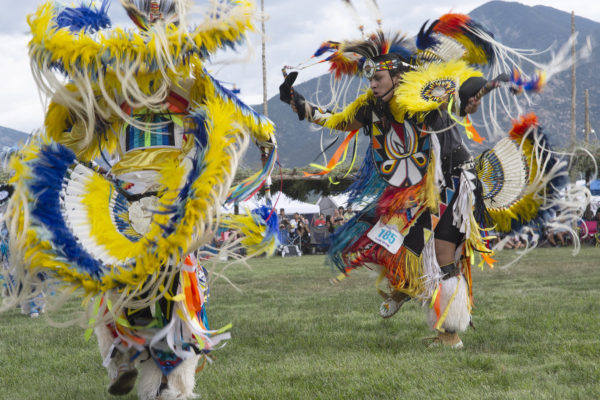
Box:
0;35;45;132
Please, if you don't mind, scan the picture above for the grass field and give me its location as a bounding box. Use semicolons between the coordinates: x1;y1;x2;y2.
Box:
1;247;599;399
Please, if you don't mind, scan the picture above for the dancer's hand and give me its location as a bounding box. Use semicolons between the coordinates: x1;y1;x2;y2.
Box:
279;71;306;120
279;71;298;104
463;96;481;114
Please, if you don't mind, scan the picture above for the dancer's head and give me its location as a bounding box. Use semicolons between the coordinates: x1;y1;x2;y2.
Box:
120;0;180;29
365;54;411;101
344;32;414;101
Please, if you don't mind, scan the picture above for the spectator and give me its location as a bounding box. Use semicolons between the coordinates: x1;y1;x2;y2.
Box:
302;215;310;226
279;219;290;244
547;229;571;247
288;213;299;237
343;206;354;220
333;209;345;226
279;208;288;226
297;219;312;254
314;213;326;227
326;215;335;234
504;236;525;249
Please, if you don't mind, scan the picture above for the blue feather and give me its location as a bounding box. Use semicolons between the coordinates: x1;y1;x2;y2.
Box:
28;143;105;279
416;20;439;50
252;205;279;245
55;0;112;33
345;144;387;207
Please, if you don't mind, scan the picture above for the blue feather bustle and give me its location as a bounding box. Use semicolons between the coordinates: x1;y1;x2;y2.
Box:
28;143;105;278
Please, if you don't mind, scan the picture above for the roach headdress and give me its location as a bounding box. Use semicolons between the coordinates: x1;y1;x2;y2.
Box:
312;31;415;79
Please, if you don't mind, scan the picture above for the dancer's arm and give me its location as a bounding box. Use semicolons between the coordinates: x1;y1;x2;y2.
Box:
279;72;365;131
458;74;510;116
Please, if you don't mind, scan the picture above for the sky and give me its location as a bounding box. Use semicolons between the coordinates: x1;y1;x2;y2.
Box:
1;0;599;133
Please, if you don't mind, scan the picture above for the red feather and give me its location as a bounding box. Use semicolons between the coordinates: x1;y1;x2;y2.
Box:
433;13;471;37
509;113;538;140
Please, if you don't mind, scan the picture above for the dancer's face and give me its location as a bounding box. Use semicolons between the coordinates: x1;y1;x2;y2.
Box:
370;71;398;102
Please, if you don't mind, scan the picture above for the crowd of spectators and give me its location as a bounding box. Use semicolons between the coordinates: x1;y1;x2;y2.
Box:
276;207;356;254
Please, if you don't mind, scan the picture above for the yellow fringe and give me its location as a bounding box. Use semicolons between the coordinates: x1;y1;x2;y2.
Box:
28;1;257;82
423;153;441;212
221;211;277;257
322;91;374;131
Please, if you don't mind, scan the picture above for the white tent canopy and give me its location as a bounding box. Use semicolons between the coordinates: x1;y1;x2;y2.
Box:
220;198;259;214
318;193;369;215
271;192;319;215
221;192;319;215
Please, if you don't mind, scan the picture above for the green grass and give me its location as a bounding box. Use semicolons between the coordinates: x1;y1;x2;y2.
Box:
1;247;600;399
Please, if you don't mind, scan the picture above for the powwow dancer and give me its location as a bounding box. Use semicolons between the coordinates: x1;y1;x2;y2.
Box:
279;11;590;348
1;0;278;399
1;151;49;317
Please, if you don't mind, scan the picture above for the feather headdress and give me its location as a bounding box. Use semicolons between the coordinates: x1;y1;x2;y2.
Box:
416;13;496;66
120;0;179;30
312;31;415;79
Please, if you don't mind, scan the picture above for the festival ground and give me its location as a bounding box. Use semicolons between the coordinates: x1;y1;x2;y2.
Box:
1;247;599;399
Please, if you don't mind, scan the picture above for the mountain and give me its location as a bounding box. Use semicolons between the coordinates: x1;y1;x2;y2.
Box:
244;1;600;168
0;126;29;148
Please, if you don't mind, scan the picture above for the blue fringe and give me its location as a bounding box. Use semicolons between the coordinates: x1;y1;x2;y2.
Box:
345;144;387;207
327;203;378;273
28;143;104;279
55;0;112;33
252;205;280;248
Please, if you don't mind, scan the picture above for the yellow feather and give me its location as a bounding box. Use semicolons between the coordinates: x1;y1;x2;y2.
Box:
393;60;483;118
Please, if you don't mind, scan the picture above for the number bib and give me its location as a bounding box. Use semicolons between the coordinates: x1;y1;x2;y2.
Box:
367;220;404;254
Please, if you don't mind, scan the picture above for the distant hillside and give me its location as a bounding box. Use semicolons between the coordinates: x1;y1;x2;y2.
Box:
244;0;600;168
0;126;29;148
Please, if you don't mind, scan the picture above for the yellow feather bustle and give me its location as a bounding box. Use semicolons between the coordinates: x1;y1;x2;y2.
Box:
392;59;483;120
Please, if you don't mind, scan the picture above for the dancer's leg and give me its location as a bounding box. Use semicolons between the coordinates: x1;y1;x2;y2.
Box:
95;324;138;395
